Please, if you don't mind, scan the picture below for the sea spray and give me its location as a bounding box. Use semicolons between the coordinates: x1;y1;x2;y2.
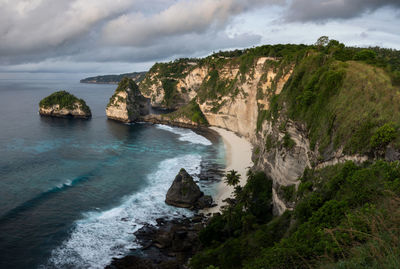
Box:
47;154;202;268
156;124;212;146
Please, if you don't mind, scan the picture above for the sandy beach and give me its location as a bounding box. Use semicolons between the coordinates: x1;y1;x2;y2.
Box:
205;127;253;213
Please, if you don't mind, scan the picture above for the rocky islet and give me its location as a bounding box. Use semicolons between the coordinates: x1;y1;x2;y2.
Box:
38;90;91;119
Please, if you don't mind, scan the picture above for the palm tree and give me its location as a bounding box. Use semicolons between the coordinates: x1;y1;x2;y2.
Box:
224;170;241;186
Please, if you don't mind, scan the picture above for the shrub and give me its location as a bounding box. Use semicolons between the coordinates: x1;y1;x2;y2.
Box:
280;184;296;202
354;49;377;62
370;123;397;150
282;133;296;149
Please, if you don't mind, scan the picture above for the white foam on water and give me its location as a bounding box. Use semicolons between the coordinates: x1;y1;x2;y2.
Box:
55;180;72;190
155;124;212;146
46;154;201;269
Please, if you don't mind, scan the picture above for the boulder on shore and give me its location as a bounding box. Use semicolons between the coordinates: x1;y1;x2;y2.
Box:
165;168;213;209
106;77;149;122
39;91;91;119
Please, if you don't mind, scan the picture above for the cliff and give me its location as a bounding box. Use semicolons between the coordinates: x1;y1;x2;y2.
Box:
138;43;400;215
39;91;91;119
106;78;150;122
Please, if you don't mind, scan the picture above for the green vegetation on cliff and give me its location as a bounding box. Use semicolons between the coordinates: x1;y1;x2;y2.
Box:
164;99;208;125
134;39;400;269
39;91;90;113
80;71;146;84
258;39;400;156
107;77;140;107
191;161;400;269
196;44;308;104
140;58;198;108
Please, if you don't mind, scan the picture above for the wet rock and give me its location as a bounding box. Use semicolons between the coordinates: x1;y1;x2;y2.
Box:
165;168;203;208
195;195;213;209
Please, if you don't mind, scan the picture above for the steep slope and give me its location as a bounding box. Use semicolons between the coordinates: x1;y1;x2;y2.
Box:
134;40;400;269
139;43;400;215
106;78;149;122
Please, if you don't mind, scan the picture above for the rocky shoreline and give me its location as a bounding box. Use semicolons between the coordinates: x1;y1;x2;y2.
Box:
106;128;224;269
106;215;209;269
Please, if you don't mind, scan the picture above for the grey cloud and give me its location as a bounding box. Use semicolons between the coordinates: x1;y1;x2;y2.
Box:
0;0;134;55
285;0;400;22
0;31;261;73
101;0;282;46
78;32;262;63
0;0;275;69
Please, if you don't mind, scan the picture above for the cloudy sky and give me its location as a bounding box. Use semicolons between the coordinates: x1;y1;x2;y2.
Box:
0;0;399;74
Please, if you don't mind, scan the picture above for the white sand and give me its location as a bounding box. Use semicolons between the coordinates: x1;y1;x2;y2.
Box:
204;127;253;214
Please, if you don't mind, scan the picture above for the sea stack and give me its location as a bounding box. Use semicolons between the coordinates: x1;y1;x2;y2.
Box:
106;77;150;122
39;91;91;119
166;168;203;208
166;168;213;209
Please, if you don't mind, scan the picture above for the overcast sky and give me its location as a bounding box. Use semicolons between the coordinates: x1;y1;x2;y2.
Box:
0;0;399;74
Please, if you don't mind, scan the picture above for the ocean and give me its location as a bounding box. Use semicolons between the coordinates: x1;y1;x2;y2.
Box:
0;74;225;268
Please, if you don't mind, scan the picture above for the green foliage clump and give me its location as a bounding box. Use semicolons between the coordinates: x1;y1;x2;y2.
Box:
191;171;274;269
265;134;276;151
282;133;296;149
115;77;139;93
224;170;241;186
370;122;397;150
256;109;268;131
39;90;90;113
107;78;140;108
280;184;296;202
161;79;181;108
192;160;400;269
239;53;255;79
354;49;377;62
164;99;208;125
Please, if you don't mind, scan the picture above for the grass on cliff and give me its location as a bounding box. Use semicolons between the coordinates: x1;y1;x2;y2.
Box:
197;44;308;104
164;99;208;125
107;78;139;108
262;49;400;156
39;91;90;113
139;58;198;106
190;161;400;269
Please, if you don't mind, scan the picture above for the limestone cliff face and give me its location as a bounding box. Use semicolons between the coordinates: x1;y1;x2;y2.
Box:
199;57;292;142
140;64;208;108
39;103;91;119
106;78;150;122
138;55;371;215
253;116;369;215
176;66;208;104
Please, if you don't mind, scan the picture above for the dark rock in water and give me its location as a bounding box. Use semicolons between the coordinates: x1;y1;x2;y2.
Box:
165;168;203;208
106;255;155;269
195;195;213;209
107;216;207;269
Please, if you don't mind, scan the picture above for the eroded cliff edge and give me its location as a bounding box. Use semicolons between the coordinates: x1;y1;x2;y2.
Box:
106;77;150;122
137;45;400;215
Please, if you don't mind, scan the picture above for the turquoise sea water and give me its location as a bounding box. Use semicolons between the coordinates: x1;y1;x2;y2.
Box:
0;74;225;268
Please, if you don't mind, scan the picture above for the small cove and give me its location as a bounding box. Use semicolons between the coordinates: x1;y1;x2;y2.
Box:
0;75;225;268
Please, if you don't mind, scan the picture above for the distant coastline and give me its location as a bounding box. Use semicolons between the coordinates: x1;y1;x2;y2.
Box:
80;71;146;84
